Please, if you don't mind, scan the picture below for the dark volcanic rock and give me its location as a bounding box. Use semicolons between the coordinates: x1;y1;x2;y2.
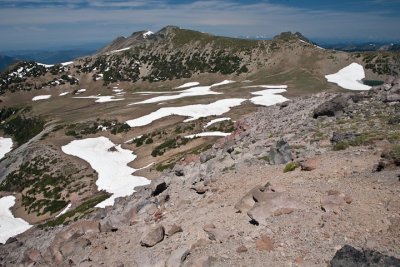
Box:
313;95;352;118
330;245;400;267
268;140;292;165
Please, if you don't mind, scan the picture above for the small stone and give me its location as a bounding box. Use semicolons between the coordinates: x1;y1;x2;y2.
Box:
300;158;317;171
166;224;183;237
236;245;248;253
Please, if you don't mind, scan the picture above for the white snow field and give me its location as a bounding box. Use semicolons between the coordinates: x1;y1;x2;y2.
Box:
59;92;69;96
185;132;231;138
325;63;371;90
126;98;246;127
0;196;32;244
32;95;51;101
249;88;289;106
62;137;150;208
143;31;154;38
131;80;235;105
175;82;200;89
73;95;124;103
244;85;288;89
204;117;231;128
0;137;13;159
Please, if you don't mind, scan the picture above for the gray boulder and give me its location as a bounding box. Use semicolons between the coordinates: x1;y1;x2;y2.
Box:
268;140;292;165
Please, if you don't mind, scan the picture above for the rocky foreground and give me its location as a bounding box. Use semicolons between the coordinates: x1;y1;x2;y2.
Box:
1;78;400;267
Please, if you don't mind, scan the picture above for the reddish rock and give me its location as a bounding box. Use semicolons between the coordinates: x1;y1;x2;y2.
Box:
165;224;183;236
25;248;41;263
300;158;317;171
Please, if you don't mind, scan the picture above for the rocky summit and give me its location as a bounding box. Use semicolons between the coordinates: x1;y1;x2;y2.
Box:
0;26;399;267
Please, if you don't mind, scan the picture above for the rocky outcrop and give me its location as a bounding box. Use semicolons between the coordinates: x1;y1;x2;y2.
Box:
330;245;400;267
235;183;304;225
313;94;357;118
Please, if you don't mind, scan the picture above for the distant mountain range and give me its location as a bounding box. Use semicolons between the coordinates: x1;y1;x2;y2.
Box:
0;45;105;72
319;42;400;52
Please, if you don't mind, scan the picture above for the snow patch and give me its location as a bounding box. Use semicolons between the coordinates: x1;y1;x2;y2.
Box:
61;137;150;208
325;63;371;91
143;31;154;38
55;203;71;218
175;82;200;89
73;95;124;103
32;95;51;101
249;89;289;107
244;85;288;89
0;196;32;244
0;137;13;159
130;80;234;105
59;92;69;96
110;47;131;54
185;132;231;138
204;117;231;128
126;98;245;127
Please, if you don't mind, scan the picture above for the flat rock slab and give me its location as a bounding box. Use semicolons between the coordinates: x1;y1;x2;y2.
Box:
331;245;400;267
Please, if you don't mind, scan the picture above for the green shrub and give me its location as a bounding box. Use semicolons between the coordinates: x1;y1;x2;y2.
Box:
283;162;298;173
333;141;349;151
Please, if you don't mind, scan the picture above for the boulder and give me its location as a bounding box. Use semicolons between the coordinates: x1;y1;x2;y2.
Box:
166;247;190;267
24;248;42;263
184;256;215;267
299;158;317;171
140;225;165;247
268;140;292;165
313;95;353;118
236;245;248;253
330;245;400;267
151;179;168;196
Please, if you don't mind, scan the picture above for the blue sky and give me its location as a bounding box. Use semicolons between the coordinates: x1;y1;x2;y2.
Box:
0;0;399;50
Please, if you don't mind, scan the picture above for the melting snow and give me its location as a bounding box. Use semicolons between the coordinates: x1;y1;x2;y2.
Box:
55;203;71;218
325;63;371;91
175;82;200;89
73;95;124;103
204;118;231;128
0;137;13;159
77;89;86;93
130;80;235;105
32;95;51;101
110;47;131;54
0;196;32;244
244;85;288;89
62;137;150;208
126;98;245;127
249;88;289;107
37;61;73;68
59;92;69;96
185;132;231;138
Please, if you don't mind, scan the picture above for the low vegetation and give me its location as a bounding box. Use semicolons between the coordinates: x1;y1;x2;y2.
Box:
0;106;45;146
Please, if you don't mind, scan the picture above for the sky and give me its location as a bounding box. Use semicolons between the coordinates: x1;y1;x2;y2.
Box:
0;0;399;50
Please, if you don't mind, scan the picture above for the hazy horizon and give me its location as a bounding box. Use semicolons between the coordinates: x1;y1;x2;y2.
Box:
0;0;399;51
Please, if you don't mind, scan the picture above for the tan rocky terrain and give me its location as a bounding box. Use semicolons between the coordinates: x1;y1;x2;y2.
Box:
0;26;400;266
0;76;399;266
